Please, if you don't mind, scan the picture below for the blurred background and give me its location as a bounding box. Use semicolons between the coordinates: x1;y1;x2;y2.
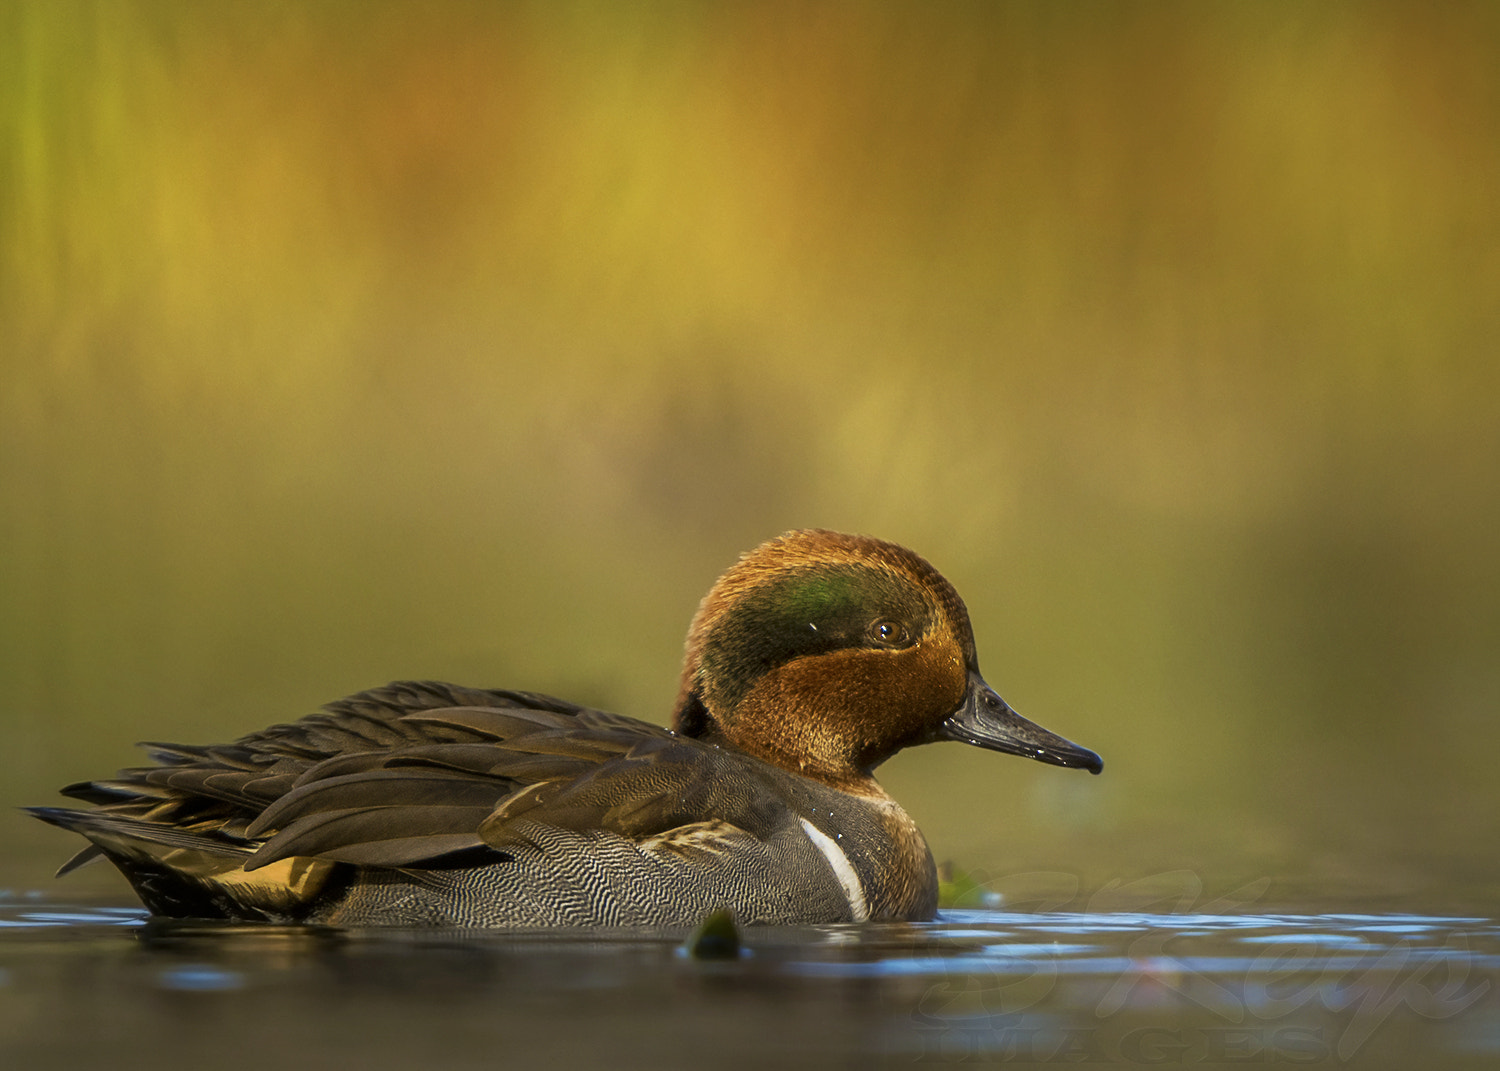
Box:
3;0;1497;911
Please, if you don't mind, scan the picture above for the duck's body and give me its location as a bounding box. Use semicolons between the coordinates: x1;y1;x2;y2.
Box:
31;530;1101;927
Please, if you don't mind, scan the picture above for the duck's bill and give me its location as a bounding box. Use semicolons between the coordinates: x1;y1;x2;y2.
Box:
937;672;1103;774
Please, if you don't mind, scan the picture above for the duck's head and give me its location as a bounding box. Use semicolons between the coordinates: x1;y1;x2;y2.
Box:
672;529;1102;788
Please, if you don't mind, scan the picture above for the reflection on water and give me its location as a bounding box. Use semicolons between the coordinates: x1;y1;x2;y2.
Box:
1;895;1494;1069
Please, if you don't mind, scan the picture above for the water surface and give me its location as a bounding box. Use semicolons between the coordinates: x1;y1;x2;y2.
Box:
2;894;1494;1069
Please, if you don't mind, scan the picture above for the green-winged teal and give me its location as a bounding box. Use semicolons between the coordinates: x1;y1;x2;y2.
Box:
30;530;1101;926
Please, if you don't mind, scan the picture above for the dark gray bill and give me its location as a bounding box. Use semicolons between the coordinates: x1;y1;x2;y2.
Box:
937;671;1102;774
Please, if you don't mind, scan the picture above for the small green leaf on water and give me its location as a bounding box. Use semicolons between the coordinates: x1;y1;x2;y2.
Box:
684;907;742;960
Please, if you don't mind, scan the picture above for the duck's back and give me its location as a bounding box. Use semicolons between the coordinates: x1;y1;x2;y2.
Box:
30;681;935;926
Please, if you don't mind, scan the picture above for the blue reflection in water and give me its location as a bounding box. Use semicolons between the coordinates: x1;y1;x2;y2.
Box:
156;965;246;992
1239;931;1368;945
0;906;149;928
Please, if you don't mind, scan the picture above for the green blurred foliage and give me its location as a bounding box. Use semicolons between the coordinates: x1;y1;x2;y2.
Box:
3;0;1497;905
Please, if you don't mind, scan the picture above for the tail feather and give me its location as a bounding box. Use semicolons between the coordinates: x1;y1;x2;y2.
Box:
23;807;334;921
55;843;105;877
26;807;253;857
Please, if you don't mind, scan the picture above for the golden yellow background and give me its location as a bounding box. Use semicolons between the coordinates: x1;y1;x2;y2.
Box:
4;1;1497;905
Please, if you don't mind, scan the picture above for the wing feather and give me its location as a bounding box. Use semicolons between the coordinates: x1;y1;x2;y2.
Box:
38;679;798;893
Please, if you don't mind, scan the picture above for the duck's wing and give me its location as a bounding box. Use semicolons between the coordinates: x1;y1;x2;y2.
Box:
28;682;629;913
240;698;788;872
39;681;577;829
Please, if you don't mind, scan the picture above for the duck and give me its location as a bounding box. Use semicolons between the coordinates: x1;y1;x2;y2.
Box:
28;529;1101;927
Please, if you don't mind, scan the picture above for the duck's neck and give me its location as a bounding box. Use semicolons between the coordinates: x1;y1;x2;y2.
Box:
678;695;881;794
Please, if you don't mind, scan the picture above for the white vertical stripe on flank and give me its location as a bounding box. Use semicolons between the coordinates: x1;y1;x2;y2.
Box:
798;818;869;922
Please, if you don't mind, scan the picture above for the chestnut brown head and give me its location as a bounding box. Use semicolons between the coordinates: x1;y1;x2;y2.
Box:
673;530;1102;787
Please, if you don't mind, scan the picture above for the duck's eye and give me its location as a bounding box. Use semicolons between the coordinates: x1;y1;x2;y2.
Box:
869;620;911;648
